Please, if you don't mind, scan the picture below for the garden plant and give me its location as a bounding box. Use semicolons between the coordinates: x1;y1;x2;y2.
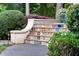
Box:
48;4;79;56
57;8;67;23
0;10;26;40
48;32;79;56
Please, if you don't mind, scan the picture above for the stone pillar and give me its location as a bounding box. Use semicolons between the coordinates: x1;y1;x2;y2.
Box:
26;3;30;16
56;3;63;20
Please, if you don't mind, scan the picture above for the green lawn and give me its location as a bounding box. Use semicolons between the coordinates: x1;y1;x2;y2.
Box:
0;45;7;53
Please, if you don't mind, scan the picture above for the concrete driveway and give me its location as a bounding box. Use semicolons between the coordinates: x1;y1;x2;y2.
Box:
0;44;48;56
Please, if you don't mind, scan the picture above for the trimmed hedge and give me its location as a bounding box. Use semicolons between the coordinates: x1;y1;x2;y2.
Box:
48;32;79;56
0;10;26;40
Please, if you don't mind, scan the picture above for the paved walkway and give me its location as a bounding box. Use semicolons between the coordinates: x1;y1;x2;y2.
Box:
0;44;48;56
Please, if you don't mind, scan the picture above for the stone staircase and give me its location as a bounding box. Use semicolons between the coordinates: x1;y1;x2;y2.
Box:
25;19;68;46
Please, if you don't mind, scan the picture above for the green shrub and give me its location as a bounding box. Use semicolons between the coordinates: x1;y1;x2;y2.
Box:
57;8;67;23
0;10;26;40
48;32;79;56
63;3;72;9
67;4;79;33
0;4;7;12
30;3;56;18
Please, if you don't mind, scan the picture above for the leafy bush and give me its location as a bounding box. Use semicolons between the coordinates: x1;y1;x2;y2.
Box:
48;32;79;56
0;10;26;40
63;3;72;9
67;4;79;33
57;8;67;23
0;4;7;12
5;3;26;15
30;3;56;18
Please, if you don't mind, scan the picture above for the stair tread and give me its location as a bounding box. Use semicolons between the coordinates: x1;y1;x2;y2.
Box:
26;39;49;42
28;35;52;37
34;22;64;24
33;27;67;29
29;31;55;33
26;19;67;43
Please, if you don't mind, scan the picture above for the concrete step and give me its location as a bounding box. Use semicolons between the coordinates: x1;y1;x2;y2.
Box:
25;39;48;46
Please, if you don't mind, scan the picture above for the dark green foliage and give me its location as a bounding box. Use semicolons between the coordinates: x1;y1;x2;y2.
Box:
63;3;72;9
48;32;79;56
0;4;7;12
5;3;26;15
38;3;48;16
46;4;56;18
30;3;39;14
0;3;25;15
0;10;26;40
30;3;56;18
67;4;79;33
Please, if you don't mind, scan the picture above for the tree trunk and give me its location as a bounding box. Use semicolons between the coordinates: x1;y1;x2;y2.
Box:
26;3;30;16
